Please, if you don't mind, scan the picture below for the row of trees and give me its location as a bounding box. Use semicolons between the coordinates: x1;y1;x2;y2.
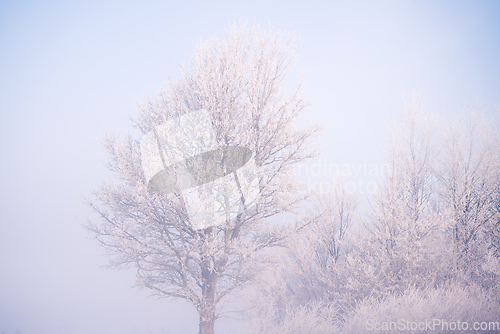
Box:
85;24;500;333
242;97;500;333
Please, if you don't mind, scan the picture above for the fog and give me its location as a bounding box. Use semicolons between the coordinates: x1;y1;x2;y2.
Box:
1;1;499;333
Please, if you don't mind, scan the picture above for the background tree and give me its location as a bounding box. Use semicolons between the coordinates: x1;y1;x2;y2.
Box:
241;96;500;333
366;94;448;294
438;110;500;277
242;181;358;333
85;24;320;334
285;183;357;313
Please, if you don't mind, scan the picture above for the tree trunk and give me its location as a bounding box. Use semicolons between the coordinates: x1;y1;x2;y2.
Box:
198;308;216;334
199;228;217;334
198;274;217;334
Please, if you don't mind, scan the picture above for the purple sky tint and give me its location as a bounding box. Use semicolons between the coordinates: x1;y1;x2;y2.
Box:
1;0;499;333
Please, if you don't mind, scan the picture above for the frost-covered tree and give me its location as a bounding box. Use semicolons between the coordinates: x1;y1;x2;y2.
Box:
343;283;500;334
286;184;357;309
242;182;357;332
438;110;500;276
241;96;500;333
85;24;320;334
366;94;448;294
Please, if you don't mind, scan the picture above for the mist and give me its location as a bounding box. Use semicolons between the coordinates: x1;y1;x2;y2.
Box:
1;1;499;333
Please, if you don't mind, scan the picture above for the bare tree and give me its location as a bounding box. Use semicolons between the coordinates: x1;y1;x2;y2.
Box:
366;97;500;292
288;183;358;317
366;94;447;293
240;95;500;333
438;109;500;275
291;183;357;304
242;181;358;332
85;24;320;334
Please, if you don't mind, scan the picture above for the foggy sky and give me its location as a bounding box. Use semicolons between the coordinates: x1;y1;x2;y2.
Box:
1;0;499;333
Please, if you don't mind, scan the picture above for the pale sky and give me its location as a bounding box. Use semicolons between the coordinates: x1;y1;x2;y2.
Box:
1;1;499;333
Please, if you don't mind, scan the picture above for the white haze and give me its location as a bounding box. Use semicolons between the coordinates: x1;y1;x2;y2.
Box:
1;1;499;333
